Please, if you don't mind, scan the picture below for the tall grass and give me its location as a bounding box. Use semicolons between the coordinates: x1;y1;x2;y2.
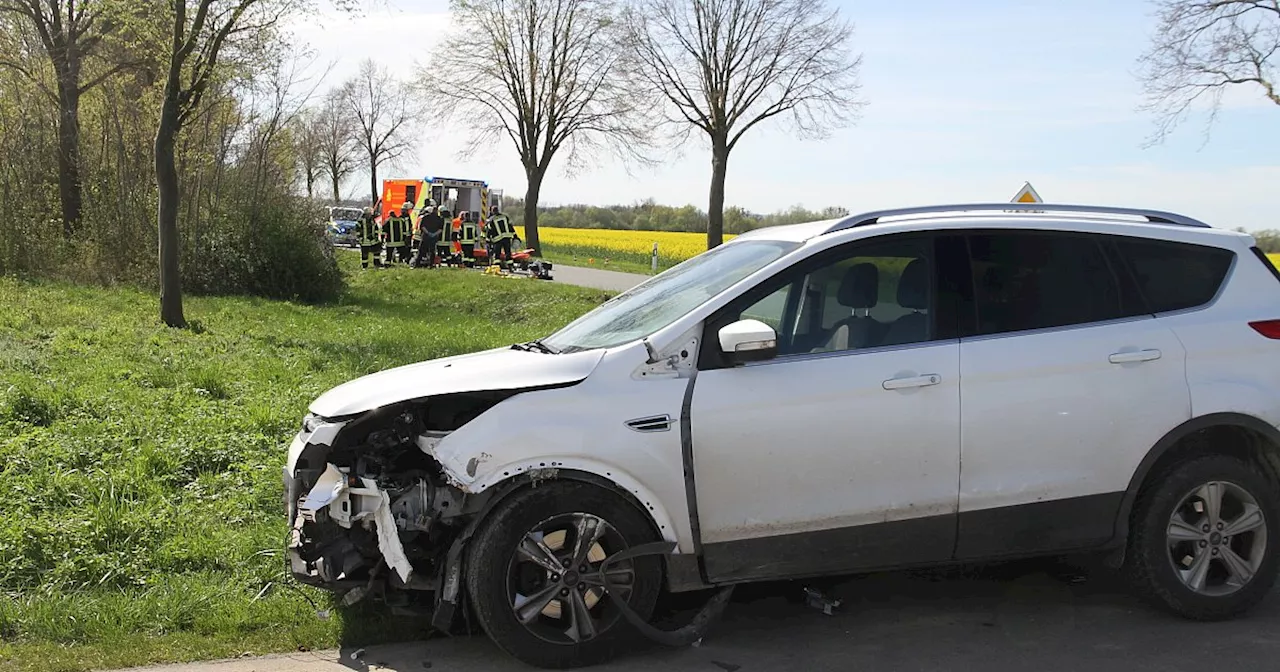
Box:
0;253;613;671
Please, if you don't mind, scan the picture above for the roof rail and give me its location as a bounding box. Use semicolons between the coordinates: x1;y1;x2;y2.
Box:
824;202;1212;234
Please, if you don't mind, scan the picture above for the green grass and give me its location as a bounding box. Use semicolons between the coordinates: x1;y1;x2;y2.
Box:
0;252;614;672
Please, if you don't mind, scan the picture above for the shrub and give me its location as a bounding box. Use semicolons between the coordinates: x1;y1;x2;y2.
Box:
182;195;344;303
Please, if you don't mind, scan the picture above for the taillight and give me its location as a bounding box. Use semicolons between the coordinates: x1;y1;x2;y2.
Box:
1249;320;1280;339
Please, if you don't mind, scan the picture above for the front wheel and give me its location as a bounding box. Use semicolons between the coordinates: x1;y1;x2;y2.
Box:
1127;454;1280;620
465;481;663;669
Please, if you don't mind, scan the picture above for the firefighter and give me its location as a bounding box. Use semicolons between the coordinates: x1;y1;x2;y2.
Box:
358;206;382;269
436;208;455;265
387;201;414;264
458;211;478;267
413;201;444;268
488;204;515;269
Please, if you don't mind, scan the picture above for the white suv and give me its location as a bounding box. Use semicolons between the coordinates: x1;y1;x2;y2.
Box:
285;203;1280;668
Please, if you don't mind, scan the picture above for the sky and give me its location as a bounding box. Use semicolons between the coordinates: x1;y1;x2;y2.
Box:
284;0;1280;231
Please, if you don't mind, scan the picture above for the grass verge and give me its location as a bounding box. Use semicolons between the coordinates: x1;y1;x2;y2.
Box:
0;253;613;671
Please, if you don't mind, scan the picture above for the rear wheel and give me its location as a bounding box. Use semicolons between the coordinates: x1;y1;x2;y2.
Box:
1127;454;1279;620
466;481;662;668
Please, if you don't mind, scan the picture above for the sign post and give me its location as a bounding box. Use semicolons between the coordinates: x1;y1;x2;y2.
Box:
651;243;659;274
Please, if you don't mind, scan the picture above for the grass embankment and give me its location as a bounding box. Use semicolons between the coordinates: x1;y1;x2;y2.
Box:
0;255;612;672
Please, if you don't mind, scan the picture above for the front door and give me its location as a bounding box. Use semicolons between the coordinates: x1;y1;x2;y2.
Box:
690;234;963;582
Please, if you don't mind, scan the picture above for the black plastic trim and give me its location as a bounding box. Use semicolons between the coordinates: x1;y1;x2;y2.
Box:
1112;412;1280;546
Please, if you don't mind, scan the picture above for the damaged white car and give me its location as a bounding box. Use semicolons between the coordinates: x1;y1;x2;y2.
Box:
286;203;1280;668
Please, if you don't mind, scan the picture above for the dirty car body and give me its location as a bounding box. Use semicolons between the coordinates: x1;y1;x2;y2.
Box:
286;202;1280;668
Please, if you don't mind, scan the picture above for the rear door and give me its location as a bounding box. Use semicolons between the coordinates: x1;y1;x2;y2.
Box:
955;230;1191;558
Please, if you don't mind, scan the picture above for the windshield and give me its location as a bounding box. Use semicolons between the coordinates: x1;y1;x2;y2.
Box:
331;208;362;221
542;239;800;353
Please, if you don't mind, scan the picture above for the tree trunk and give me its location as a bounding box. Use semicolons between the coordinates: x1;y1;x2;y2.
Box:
156;97;186;328
331;170;341;203
369;160;379;204
523;167;544;254
707;135;729;250
56;72;83;237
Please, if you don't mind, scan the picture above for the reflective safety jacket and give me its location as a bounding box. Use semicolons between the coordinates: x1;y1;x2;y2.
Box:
492;215;514;240
384;214;409;247
359;214;380;245
459;221;478;245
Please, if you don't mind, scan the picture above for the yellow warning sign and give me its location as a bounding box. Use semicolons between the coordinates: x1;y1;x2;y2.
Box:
1011;182;1043;204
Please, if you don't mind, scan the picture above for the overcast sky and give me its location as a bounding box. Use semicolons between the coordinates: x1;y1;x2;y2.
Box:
284;0;1280;231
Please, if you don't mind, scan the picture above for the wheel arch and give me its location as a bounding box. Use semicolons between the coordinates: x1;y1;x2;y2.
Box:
460;464;679;552
1114;412;1280;545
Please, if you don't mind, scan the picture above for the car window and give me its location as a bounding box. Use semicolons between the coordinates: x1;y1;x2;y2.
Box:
542;239;800;352
735;238;934;356
1114;238;1234;313
968;232;1126;336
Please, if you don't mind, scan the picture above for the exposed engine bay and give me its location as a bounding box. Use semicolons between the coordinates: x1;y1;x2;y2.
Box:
285;392;516;614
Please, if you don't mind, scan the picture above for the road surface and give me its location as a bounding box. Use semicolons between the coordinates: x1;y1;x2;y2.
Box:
552;265;649;292
117;557;1280;672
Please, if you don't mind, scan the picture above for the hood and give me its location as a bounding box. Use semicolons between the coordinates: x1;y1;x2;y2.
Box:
308;346;606;418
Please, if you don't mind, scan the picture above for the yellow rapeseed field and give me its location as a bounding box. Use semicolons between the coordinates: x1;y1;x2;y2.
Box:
516;226;734;270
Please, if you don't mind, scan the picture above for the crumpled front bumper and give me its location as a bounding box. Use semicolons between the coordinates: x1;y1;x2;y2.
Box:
287;461;416;586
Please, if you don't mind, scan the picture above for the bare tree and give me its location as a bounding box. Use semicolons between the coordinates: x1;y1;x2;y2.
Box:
155;0;287;328
624;0;862;249
0;0;141;236
243;49;327;201
1138;0;1280;144
422;0;653;254
316;86;358;203
345;59;416;203
293;109;324;198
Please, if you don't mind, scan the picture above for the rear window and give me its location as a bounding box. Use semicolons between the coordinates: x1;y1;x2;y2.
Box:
1114;239;1234;313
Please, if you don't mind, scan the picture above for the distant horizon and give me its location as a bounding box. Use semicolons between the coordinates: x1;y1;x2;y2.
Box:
289;0;1280;231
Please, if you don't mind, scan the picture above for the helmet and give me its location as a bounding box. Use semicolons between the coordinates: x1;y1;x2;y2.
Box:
402;201;412;209
363;206;373;215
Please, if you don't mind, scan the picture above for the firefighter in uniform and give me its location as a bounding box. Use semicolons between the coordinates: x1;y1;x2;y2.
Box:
436;208;455;266
488;205;515;269
385;201;413;264
458;211;479;267
358;206;382;269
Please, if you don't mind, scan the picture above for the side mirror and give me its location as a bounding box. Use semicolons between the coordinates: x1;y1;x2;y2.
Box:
718;319;778;364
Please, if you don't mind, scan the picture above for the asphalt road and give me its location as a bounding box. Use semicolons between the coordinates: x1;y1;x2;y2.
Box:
118;557;1280;672
551;265;650;292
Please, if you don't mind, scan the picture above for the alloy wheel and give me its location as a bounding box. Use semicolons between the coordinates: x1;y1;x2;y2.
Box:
506;513;636;644
1166;480;1268;597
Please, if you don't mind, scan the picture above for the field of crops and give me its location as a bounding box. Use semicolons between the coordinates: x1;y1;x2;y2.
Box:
518;226;733;271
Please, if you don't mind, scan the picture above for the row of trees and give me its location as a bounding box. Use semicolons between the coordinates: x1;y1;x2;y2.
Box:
424;0;863;254
0;0;372;326
499;198;849;234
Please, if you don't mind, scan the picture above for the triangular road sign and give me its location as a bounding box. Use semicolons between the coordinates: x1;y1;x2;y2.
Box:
1011;182;1043;204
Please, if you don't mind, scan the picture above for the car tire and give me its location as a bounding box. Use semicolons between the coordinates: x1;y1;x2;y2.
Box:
1127;454;1279;620
465;481;663;669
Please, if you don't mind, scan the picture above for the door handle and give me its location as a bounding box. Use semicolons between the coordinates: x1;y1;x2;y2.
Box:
882;374;941;390
1108;349;1162;364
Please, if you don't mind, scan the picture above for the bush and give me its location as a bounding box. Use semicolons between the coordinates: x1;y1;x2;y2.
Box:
182;196;343;303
